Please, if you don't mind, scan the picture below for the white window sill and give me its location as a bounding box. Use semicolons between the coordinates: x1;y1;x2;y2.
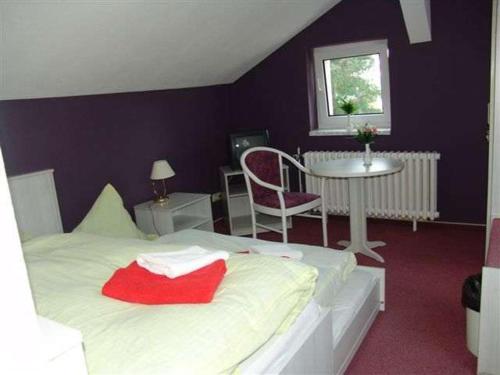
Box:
309;128;391;137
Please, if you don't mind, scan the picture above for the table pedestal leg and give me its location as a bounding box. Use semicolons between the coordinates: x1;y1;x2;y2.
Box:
337;240;386;249
336;178;385;263
367;241;385;248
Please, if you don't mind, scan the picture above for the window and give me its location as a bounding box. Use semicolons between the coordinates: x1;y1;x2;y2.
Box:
311;40;391;135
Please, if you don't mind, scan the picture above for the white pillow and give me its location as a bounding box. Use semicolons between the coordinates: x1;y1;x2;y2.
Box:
73;184;148;240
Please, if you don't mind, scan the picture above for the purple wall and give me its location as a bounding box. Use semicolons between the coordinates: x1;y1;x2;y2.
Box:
0;0;492;227
0;86;230;231
229;0;492;223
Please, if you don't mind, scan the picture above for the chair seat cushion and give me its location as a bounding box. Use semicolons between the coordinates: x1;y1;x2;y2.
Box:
254;192;320;209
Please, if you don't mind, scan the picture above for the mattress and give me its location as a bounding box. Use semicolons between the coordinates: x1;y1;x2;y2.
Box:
156;229;357;307
23;233;319;374
25;229;357;374
240;269;377;373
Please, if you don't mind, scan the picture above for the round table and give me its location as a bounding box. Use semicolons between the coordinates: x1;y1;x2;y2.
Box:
310;158;404;263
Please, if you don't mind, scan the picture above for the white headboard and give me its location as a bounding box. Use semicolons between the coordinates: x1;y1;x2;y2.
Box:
8;169;63;237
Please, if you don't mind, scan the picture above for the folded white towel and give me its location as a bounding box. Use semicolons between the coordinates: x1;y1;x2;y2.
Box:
136;246;229;279
249;244;303;260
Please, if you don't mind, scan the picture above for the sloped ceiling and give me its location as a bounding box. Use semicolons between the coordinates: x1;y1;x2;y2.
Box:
0;0;341;100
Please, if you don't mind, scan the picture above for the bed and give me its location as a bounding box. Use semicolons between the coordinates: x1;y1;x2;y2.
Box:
157;229;385;375
9;169;385;374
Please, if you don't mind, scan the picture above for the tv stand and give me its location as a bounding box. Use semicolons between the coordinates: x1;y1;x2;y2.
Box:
219;165;291;236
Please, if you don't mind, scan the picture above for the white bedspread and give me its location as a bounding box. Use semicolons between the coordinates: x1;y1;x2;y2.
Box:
23;233;319;374
156;229;357;307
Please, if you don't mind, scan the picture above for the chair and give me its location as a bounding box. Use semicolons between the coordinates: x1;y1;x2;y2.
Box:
241;146;328;247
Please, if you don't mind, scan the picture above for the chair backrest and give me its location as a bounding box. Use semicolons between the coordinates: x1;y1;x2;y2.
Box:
242;149;282;200
241;147;311;201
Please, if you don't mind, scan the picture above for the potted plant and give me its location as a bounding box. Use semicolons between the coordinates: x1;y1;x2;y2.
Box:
339;98;357;133
354;123;378;166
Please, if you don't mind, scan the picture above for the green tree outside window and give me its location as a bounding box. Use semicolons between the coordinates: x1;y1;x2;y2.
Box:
326;54;383;116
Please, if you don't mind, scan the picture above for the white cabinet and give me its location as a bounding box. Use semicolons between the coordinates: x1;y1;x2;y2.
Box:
134;193;213;236
219;165;291;236
39;316;87;375
481;3;500;374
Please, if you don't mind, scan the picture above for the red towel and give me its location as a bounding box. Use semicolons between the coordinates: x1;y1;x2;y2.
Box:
102;260;226;304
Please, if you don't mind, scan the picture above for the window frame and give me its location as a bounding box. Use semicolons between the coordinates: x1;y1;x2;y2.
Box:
311;39;391;136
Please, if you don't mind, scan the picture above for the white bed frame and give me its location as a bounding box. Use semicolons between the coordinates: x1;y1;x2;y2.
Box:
8;169;63;237
333;266;385;374
8;169;385;375
270;265;384;375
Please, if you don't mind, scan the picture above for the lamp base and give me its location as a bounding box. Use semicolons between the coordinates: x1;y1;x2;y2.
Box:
151;179;170;205
154;195;169;205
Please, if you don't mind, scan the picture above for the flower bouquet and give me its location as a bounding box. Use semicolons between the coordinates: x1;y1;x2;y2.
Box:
354;124;378;166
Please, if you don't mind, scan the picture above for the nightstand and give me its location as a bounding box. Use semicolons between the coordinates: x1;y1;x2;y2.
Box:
134;192;213;236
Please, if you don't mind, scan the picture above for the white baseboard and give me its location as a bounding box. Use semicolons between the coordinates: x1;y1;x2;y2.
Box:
213;215;486;228
423;220;485;227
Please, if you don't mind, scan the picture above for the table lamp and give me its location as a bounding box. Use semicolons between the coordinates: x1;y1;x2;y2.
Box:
150;160;175;204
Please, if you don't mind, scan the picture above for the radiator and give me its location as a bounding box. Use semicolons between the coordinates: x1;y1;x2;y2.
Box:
303;151;440;227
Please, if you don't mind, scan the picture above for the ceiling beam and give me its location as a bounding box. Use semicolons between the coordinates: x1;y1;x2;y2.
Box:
399;0;432;44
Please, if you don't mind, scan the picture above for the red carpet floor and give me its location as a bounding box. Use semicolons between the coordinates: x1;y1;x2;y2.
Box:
215;216;485;375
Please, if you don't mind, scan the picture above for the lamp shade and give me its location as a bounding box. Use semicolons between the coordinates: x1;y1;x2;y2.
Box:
150;160;175;180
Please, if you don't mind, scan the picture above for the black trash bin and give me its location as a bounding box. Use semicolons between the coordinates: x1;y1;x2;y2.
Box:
461;273;482;356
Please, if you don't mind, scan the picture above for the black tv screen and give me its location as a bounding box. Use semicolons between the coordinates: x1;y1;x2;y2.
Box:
230;130;270;170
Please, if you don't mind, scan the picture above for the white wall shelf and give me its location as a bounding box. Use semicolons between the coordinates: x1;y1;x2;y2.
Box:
228;184;248;197
219;165;291;236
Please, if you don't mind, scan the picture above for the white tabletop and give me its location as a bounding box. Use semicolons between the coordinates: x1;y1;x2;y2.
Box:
310;158;404;178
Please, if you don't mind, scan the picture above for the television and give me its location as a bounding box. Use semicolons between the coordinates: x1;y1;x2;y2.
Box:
229;130;270;170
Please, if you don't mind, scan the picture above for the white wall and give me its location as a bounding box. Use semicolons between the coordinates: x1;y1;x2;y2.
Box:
481;2;500;375
489;0;500;222
0;148;43;372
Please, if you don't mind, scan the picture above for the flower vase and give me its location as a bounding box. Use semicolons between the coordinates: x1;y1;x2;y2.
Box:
347;114;352;134
364;143;372;166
